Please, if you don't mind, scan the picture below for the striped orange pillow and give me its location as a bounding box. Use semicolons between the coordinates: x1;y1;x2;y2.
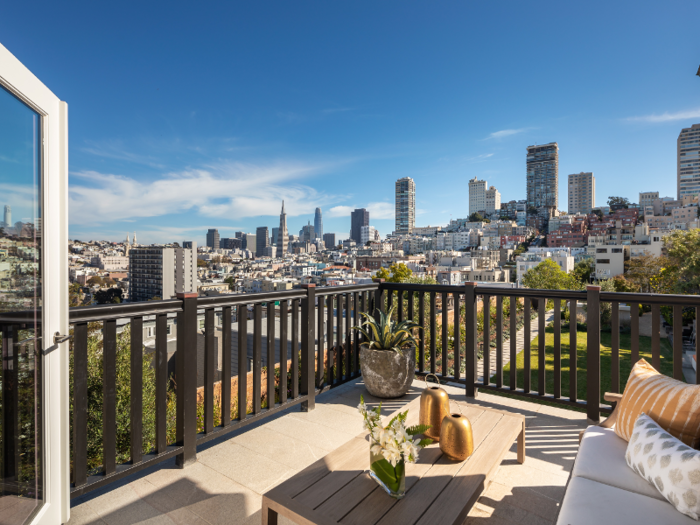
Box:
615;359;700;447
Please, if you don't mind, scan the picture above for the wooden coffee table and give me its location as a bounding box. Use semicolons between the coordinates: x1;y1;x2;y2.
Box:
262;396;525;525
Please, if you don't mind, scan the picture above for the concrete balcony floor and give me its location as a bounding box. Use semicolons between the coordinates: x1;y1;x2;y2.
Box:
68;379;588;525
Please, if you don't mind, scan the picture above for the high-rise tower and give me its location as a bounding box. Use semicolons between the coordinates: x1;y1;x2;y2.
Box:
350;208;369;244
314;207;323;239
206;228;219;249
678;124;700;199
277;201;288;257
526;143;559;210
395;177;415;234
3;205;11;228
568;172;595;214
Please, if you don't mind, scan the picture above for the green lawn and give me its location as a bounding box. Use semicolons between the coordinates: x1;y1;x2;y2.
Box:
496;326;674;406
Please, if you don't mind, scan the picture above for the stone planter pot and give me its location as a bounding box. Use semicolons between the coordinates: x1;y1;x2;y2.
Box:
360;345;416;398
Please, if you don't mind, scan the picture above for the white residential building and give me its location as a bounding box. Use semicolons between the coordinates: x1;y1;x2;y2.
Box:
468;178;487;215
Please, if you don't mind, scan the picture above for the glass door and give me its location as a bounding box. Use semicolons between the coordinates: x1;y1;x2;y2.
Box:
0;42;69;525
0;83;43;524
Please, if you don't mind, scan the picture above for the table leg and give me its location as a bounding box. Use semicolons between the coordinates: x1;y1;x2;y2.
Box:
517;420;526;464
262;503;278;525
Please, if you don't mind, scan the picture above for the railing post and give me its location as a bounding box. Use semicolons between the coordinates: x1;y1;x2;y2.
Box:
301;284;316;412
465;282;478;398
586;285;601;424
373;279;385;322
176;292;198;468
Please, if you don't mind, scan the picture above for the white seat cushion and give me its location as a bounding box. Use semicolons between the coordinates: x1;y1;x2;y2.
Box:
572;426;665;501
556;476;697;525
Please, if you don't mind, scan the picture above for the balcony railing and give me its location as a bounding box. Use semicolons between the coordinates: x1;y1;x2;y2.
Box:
2;281;698;501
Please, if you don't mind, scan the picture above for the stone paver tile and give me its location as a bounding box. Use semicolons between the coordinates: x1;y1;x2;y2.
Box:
492;462;569;503
78;481;143;520
198;441;295;494
232;426;328;470
142;461;262;525
463;502;516;525
67;503;108;525
264;413;356;451
128;478;211;525
479;481;561;522
288;403;364;435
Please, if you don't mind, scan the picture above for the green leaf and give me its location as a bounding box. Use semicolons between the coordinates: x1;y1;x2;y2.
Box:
406;424;431;436
417;438;433;448
371;457;401;492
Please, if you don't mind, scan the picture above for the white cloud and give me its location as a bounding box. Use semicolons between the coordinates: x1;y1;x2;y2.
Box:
484;128;533;140
626;108;700;123
69;161;342;225
327;202;394;220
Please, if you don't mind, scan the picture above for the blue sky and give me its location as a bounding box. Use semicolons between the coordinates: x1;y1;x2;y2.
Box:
1;1;699;245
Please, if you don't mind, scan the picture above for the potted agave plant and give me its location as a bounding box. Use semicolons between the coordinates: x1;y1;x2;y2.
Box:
354;305;421;398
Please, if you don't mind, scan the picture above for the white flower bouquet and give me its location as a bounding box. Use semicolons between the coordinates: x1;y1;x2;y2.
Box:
358;395;433;498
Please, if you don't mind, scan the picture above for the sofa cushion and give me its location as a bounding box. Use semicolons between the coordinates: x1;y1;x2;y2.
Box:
556;476;698;525
573;425;665;501
626;413;700;520
615;359;700;447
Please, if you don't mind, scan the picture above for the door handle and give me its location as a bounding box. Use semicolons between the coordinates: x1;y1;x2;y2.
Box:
54;332;73;344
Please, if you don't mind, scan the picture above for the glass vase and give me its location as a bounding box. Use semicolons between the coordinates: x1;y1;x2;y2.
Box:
369;444;406;499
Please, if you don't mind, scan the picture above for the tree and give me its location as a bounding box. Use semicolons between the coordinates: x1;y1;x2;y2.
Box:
375;263;413;283
196;258;207;268
87;275;103;287
572;259;595;285
224;276;235;290
468;212;485;223
592;209;604;221
611;275;637;293
521;259;581;291
607;196;630;208
661;229;700;294
94;287;123;304
69;282;83;307
625;254;666;293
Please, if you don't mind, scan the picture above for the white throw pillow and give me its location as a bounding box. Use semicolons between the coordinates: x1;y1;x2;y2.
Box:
626;413;700;520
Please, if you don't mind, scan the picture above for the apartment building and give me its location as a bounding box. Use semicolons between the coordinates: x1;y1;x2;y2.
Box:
322;233;336;249
206;228;220;249
516;249;574;281
639;191;659;209
91;255;129;271
395;177;416;234
485;186;501;214
591;245;629;279
468;178;487;214
360;225;379;245
568;172;595;214
129;244;197;302
678;123;700;199
526;142;559;210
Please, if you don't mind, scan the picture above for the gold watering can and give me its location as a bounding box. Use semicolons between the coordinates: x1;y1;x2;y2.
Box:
419;374;450;442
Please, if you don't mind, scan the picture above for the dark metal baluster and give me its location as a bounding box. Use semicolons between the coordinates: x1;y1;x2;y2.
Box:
553;300;561;398
222;306;232;426
326;294;334;385
204;309;215;433
430;292;436;374
510;296;517;390
454;292;461;382
586;286;601;423
253;304;262;414
267;302;276;409
611;302;620;393
696;307;700;385
538;298;545;396
73;323;89;486
317;295;324;386
130;317;143;464
495;296;502;388
300;284;316;411
673;304;683;381
483;295;491;386
156;314;168;451
339;294;346;381
292;299;299;399
651;304;661;371
569;300;578;402
419;292;425;373
353;291;360;376
345;293;351;379
523;298;531;393
630;303;640;364
442;292;448;378
103;319;117;475
280;301;288;403
238;305;247;420
465;283;477;397
408;289;414;324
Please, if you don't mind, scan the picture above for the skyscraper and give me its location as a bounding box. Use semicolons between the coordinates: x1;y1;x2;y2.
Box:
568;172;596;214
206;228;220;249
678;123;700;199
526;143;559;210
3;205;11;228
277;201;288;257
300;222;315;242
468;178;487;215
395;177;415;234
350;208;369;244
314;208;323;239
256;226;269;257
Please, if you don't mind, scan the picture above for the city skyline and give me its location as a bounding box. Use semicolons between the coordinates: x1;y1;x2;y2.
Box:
4;3;698;246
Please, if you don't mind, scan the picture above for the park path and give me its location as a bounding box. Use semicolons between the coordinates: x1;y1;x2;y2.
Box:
476;309;555;383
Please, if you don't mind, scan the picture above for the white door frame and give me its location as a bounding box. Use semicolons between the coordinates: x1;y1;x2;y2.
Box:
0;43;69;525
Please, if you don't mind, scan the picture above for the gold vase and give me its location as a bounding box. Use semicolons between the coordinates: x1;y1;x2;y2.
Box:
419;374;450;442
439;413;474;461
